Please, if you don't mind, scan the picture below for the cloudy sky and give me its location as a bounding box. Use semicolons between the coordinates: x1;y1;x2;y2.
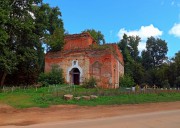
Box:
44;0;180;57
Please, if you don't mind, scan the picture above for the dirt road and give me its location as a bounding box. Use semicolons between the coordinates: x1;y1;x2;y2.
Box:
0;102;180;127
3;110;180;128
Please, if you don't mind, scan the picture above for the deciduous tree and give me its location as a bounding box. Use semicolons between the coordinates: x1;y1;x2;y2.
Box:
142;37;168;69
82;29;105;45
0;0;65;85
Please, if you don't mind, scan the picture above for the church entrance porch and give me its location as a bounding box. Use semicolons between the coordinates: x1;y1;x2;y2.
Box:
70;68;80;85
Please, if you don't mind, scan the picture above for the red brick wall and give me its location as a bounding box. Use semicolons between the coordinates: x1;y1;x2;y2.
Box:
63;32;96;50
88;50;123;88
89;53;112;88
45;33;124;88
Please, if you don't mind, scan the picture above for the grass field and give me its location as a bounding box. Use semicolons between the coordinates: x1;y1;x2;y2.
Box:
0;85;180;108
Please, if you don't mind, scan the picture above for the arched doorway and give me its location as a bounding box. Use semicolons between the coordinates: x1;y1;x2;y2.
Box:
70;68;80;85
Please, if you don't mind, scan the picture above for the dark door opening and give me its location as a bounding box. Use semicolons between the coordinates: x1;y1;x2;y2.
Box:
73;73;80;85
71;68;80;85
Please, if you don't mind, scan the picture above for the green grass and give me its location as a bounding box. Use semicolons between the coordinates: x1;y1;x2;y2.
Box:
0;85;180;108
67;92;180;106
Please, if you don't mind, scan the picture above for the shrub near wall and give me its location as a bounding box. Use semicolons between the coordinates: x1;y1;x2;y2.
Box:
38;65;64;85
119;75;135;88
83;77;97;88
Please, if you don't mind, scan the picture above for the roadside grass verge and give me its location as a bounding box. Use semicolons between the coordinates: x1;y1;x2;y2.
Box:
0;85;180;108
66;92;180;106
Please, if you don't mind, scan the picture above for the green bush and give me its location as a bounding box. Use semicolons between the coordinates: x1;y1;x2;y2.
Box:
83;77;97;88
38;64;64;85
119;75;135;87
38;73;49;86
161;80;170;89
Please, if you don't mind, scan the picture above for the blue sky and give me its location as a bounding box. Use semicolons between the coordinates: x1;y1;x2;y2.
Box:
43;0;180;57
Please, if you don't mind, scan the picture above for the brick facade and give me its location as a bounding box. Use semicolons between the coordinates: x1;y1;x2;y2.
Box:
45;32;124;88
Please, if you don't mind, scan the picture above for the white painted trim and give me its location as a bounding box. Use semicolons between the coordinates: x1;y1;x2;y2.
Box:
67;60;83;84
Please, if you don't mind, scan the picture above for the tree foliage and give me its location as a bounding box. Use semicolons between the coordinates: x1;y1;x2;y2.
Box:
82;29;105;45
38;5;65;51
0;0;64;86
118;34;143;84
119;75;135;87
118;34;141;63
142;37;168;69
128;36;140;61
0;1;179;88
46;27;64;51
117;33;179;88
38;64;64;85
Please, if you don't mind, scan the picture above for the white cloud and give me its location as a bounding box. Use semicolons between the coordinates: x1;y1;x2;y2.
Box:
169;23;180;37
138;42;146;52
117;24;163;51
118;24;163;40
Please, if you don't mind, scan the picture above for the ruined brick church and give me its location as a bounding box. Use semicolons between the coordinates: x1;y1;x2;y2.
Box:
45;32;124;88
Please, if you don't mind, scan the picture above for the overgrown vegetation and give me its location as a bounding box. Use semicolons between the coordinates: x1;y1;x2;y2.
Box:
82;77;97;88
118;34;180;88
0;0;180;89
119;75;135;87
0;85;179;108
90;44;110;50
0;1;180;110
82;29;105;45
0;0;65;86
38;65;64;86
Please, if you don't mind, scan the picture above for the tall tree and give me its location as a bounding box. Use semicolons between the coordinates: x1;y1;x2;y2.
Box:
141;50;153;70
118;34;141;63
82;29;105;45
118;34;129;63
0;0;65;86
173;51;180;76
46;27;64;51
168;62;177;87
142;37;168;69
31;3;65;52
118;34;144;84
172;51;180;87
0;48;18;86
128;36;140;61
118;34;134;76
41;5;65;51
0;0;10;86
155;64;170;87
